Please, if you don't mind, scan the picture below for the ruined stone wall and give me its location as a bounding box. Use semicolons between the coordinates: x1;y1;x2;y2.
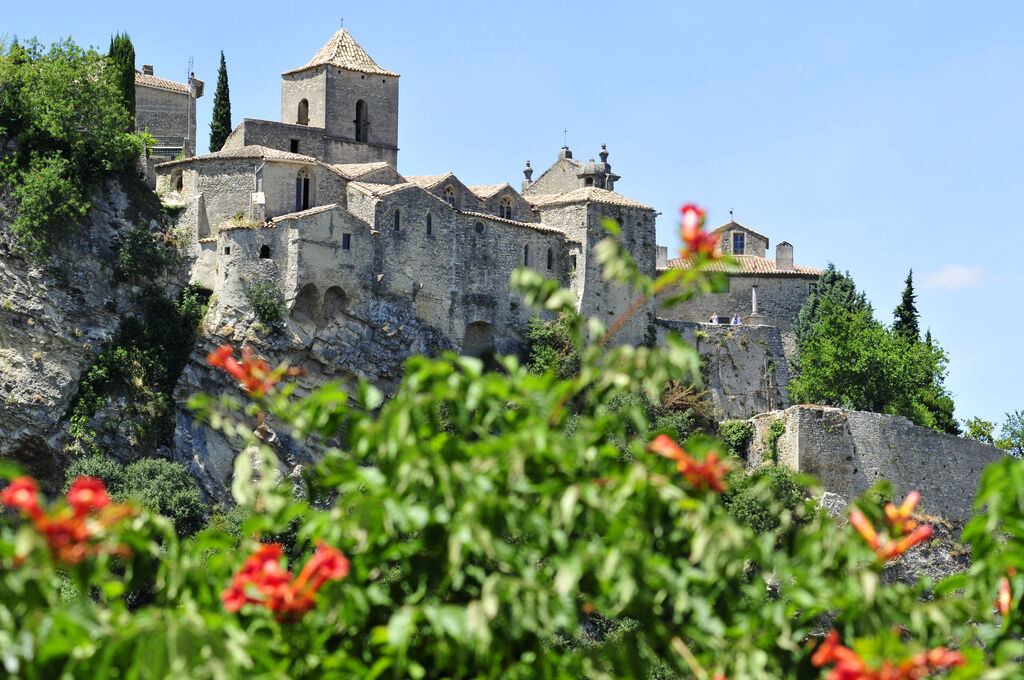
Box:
657;320;791;419
280;68;327;128
745;405;1008;521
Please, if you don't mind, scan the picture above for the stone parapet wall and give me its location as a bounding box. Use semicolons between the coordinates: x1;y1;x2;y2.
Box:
745;405;1008;521
657;320;791;418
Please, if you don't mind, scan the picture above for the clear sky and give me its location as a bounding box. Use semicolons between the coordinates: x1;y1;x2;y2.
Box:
7;1;1022;427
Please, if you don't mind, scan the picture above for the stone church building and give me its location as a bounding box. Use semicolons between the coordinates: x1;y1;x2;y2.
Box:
155;28;819;370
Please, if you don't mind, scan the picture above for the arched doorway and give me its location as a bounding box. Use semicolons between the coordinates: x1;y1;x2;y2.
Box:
462;321;498;369
291;283;320;330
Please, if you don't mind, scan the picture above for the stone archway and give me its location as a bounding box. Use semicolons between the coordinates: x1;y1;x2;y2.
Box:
316;286;349;332
462;321;497;359
291;283;320;330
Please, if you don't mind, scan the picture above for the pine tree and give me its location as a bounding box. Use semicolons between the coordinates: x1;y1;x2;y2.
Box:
209;51;231;152
893;269;919;341
107;33;135;131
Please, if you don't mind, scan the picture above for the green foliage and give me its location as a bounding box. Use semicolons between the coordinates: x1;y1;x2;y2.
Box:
106;33;135;131
0;38;146;258
245;276;283;324
209;51;231;153
69;284;210;454
719;419;754;458
792;263;872;361
963;416;997;445
892;269;919;341
722;465;817;533
764;417;786;464
115;224;176;281
999;410;1024;457
525;312;582;379
64;456;204;537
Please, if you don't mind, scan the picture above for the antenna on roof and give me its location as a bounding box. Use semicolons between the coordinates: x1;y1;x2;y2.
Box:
729;208;734;222
340;17;344;28
563;128;567;147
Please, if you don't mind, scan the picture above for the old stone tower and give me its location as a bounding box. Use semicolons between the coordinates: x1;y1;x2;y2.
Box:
224;29;399;166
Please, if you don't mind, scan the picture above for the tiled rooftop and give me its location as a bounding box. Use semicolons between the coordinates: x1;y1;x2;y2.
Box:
529;187;655;211
665;254;823;276
348;181;418;197
283;28;399;77
328;161;396;179
460;211;563;235
155;145;316;168
467;183;511;200
270;204;339;223
135;71;190;93
405;173;453;189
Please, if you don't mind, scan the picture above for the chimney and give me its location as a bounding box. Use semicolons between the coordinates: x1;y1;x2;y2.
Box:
142;64;153;75
776;241;794;271
656;245;668;269
558;146;572;160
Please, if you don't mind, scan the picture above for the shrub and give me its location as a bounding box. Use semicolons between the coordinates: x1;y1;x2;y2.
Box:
115;225;176;281
719;419;754;458
764;417;786;464
245;277;283;325
723;464;817;533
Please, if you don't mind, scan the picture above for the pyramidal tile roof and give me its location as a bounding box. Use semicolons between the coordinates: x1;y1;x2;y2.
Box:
283;29;399;77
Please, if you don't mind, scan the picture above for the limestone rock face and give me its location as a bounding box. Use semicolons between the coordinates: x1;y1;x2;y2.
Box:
0;182;172;490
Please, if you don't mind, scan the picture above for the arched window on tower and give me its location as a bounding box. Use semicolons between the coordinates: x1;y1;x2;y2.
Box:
499;196;513;220
295;168;311;211
297;99;309;125
443;185;456;208
523;244;530;267
355;100;368;142
394;208;401;231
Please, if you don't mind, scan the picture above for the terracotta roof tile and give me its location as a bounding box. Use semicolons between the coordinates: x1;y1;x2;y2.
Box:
405;173;453;189
348;181;418;197
467;183;511;200
283;29;398;77
665;254;823;276
155;145;316;168
529;187;655;211
328;161;396;179
270;204;338;223
460;211;563;235
135;71;190;93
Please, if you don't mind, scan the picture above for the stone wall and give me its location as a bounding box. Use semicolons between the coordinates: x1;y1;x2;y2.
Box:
661;273;815;332
280;68;327;129
136;84;195;184
324;68;399;149
221;119;325;157
745;405;1008;521
657;320;790;418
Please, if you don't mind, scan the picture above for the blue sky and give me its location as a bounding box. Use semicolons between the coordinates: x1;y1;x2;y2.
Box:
7;1;1022;427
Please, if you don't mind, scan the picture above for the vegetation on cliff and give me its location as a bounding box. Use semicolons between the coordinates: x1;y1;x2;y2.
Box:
0;37;148;258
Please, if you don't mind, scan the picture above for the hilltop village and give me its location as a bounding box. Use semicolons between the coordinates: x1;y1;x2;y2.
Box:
147;28;821;374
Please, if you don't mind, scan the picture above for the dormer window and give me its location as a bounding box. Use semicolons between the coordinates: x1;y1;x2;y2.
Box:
732;232;745;255
444;185;456;207
499;196;513;220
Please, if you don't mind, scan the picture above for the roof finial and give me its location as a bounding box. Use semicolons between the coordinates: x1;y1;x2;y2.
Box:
599;143;608;164
340;17;344;28
563;128;567;147
523;160;533;181
730;208;734;222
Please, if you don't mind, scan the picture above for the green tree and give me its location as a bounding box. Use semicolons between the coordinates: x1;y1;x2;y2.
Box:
963;416;997;445
524;313;581;379
893;269;919;341
999;410;1024;457
209;51;231;152
791;264;871;372
0;38;143;257
106;32;135;131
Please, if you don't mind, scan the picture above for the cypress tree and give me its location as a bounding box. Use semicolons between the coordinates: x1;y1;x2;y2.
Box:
209;51;231;152
107;33;135;131
893;269;919;341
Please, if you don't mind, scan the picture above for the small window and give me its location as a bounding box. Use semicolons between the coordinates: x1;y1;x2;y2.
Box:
426;213;433;235
342;233;351;250
290;139;299;153
570;255;577;272
499;196;513;220
584;177;594;186
223;246;230;255
444;186;456;207
393;209;401;231
295;168;311;211
474;221;485;235
732;232;745;255
355;100;368;142
174;172;183;191
546;248;553;270
260;245;271;259
297;99;309;126
523;244;530;266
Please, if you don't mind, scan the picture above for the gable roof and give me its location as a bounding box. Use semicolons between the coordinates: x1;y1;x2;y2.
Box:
329;161;397;179
155;145;316;168
405;173;454;189
529;187;655;211
135;70;191;94
283;29;399;77
712;221;769;243
468;183;513;200
665;254;823;277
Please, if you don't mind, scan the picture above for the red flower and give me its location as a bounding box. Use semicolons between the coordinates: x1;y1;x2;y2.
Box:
207;345;303;397
222;541;350;622
1;476;43;519
850;492;933;561
66;476;110;517
997;575;1012;616
812;630;965;679
647;434;728;493
678;204;720;259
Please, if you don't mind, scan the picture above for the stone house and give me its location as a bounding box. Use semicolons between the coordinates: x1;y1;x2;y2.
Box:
135;65;204;186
